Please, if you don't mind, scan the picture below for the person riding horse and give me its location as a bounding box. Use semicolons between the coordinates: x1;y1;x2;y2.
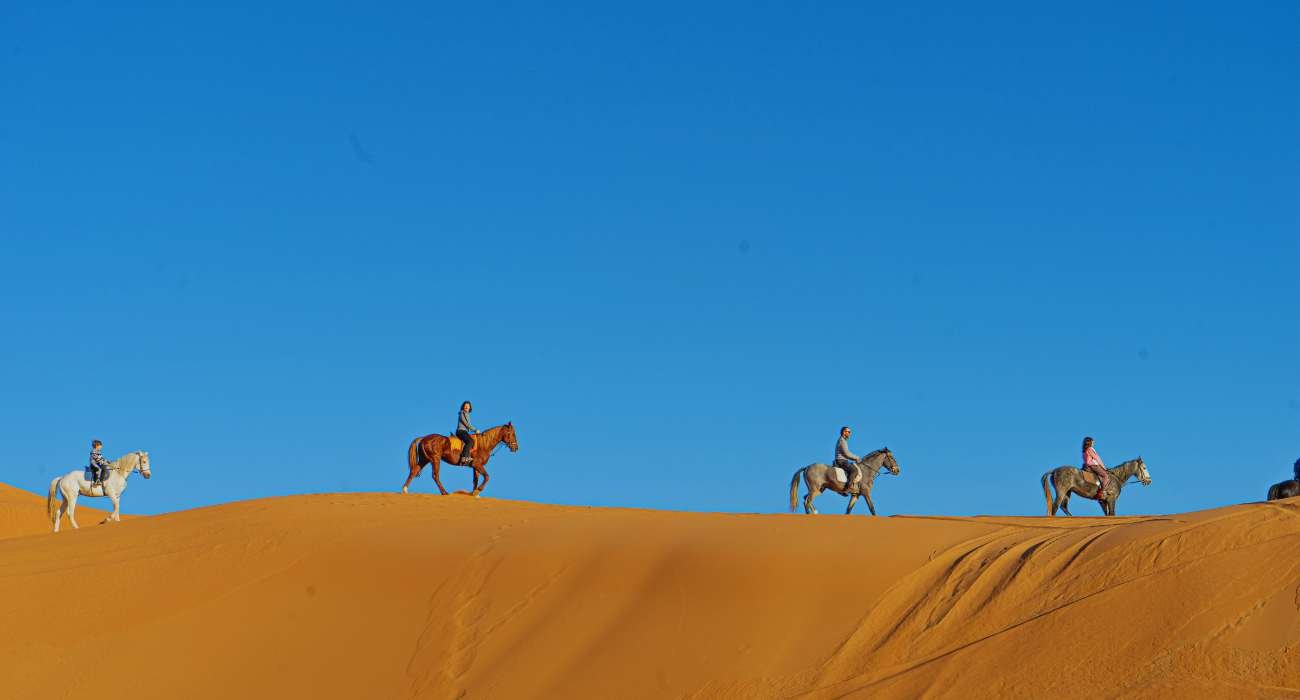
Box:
834;426;860;491
455;401;477;466
88;439;111;488
1082;436;1109;498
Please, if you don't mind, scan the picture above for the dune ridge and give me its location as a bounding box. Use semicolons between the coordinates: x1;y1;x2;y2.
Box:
2;484;1298;698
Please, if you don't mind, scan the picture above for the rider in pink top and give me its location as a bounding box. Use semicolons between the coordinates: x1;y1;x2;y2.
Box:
1082;436;1109;497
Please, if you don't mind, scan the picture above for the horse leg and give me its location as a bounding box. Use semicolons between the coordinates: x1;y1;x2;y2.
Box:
471;466;489;497
805;485;819;514
53;492;65;533
1060;492;1072;516
102;491;119;524
404;441;431;494
845;494;858;515
431;457;449;495
472;470;480;492
66;490;80;530
402;465;420;495
864;490;877;516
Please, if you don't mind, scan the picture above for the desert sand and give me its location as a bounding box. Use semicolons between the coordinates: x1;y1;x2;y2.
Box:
3;483;1299;699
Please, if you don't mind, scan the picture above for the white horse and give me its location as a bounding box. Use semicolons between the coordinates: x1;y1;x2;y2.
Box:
47;451;152;532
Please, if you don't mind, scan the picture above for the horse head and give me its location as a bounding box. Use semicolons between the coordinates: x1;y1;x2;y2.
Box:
1136;456;1150;486
882;447;901;476
136;451;152;479
502;422;519;452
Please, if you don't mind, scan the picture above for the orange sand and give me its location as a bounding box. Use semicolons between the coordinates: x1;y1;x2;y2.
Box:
2;484;1298;698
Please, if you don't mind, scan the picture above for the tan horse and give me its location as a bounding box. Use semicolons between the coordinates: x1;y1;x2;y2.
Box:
402;423;518;496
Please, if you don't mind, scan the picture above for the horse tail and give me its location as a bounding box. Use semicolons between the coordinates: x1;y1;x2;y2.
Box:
408;437;423;475
789;468;805;513
47;477;60;524
1041;471;1054;516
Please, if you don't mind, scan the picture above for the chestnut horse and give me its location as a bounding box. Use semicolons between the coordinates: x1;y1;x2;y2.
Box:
402;423;518;496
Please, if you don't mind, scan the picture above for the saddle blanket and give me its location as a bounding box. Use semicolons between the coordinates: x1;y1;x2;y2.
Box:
833;467;851;485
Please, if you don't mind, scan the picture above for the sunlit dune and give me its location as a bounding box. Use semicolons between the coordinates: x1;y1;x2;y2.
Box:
3;484;1298;698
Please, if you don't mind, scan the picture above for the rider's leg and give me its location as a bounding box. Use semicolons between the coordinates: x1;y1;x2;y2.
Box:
456;430;475;465
1089;465;1109;498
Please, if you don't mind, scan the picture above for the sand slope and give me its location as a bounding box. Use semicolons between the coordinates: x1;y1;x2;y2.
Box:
2;486;1298;699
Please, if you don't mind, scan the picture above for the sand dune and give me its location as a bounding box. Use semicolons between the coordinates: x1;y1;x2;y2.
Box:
2;485;1299;699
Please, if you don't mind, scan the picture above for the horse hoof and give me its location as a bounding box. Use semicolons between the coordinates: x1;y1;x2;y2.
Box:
401;486;408;494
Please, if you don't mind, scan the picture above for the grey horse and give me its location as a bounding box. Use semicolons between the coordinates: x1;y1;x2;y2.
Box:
1267;480;1300;500
1040;457;1151;516
788;448;901;515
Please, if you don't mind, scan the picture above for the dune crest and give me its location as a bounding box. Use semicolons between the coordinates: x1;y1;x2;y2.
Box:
2;484;1298;698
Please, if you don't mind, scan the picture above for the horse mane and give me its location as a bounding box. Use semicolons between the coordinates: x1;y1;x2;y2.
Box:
110;451;139;474
1108;457;1141;472
862;448;888;460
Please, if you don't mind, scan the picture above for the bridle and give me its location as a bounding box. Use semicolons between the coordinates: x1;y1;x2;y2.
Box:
861;450;898;477
133;450;150;477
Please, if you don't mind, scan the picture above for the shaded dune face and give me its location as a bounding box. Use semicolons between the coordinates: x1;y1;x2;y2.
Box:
2;485;1299;699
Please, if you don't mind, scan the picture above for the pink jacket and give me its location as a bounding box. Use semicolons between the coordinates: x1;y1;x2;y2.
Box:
1083;447;1105;468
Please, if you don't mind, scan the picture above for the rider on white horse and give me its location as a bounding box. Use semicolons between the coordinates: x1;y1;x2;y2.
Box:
88;439;111;487
48;449;152;532
833;426;860;491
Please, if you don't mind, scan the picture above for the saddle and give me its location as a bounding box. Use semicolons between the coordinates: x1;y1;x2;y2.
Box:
1081;470;1109;497
447;435;479;465
832;466;859;491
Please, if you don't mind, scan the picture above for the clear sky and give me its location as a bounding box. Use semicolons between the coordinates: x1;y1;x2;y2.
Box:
4;2;1298;518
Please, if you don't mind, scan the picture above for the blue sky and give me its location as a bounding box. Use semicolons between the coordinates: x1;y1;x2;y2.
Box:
3;2;1297;517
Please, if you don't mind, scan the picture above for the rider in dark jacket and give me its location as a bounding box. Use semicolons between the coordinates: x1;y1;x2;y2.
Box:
88;439;111;486
455;401;477;465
